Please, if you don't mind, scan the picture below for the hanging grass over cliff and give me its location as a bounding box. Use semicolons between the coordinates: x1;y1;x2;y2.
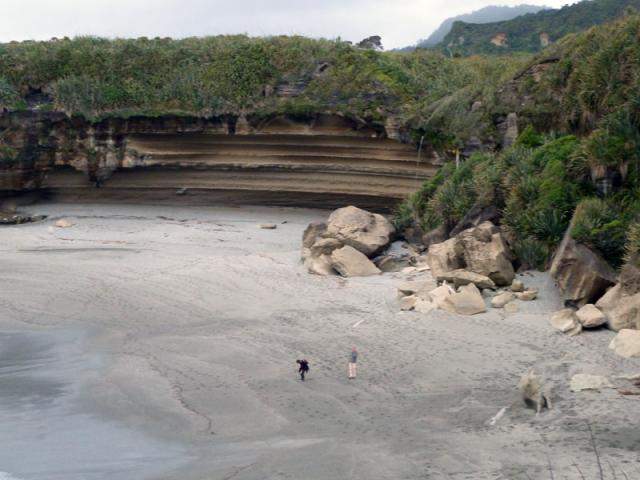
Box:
0;35;525;121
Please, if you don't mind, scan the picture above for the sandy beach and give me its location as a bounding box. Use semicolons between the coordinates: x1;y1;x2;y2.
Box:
1;203;639;480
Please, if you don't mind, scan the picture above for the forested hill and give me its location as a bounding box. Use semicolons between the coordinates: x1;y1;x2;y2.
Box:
415;4;548;48
441;0;640;55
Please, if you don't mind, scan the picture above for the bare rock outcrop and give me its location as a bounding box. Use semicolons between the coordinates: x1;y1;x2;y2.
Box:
325;206;395;257
550;228;617;307
330;246;381;277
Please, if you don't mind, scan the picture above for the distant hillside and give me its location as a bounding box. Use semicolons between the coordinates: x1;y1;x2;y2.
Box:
417;4;549;48
442;0;640;55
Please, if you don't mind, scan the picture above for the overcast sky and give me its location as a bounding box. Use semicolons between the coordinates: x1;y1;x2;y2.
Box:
2;0;576;49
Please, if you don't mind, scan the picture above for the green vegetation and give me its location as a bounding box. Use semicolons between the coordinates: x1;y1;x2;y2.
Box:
441;0;640;56
0;35;520;121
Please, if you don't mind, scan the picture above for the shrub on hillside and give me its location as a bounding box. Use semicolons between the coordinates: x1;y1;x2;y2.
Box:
571;198;628;266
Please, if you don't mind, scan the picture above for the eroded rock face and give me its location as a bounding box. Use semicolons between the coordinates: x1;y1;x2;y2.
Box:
330;245;381;277
550;229;617;307
458;222;515;286
326;206;395;257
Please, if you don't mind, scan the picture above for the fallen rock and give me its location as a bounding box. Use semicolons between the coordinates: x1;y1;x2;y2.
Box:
516;290;538;301
399;295;418;311
436;269;496;290
55;218;74;228
550;309;582;336
325;206;395;257
458;222;515;286
550;227;617;307
428;284;455;309
426;237;464;279
259;223;277;230
570;374;613;392
491;291;515;309
414;298;436;314
504;302;519;314
302;221;327;249
397;280;436;297
518;370;551;413
609;329;640;358
304;254;336;276
310;238;343;257
575;304;607;328
449;203;501;238
375;255;412;273
0;212;47;225
511;279;525;293
596;284;640;331
330;246;381;277
442;283;487;316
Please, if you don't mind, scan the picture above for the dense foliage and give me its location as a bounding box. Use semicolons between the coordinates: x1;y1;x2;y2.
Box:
0;35;518;121
441;0;640;56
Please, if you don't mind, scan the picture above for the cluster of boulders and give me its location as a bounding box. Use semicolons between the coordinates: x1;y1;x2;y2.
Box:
397;221;538;316
302;206;397;277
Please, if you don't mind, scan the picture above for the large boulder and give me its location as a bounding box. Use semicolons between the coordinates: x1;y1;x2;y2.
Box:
442;283;487;316
609;329;640;358
302;221;327;249
436;269;496;290
330;246;381;277
575;304;607;329
426;237;464;279
570;374;612;392
596;284;640;331
550;228;617;307
458;222;515;286
325;206;395;257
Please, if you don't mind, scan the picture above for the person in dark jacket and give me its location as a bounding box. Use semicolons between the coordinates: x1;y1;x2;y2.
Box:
297;359;309;381
348;347;358;379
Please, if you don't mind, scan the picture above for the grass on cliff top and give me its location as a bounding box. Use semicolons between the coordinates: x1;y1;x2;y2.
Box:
0;35;526;123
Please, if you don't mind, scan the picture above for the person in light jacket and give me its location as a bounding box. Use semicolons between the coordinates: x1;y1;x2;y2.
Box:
348;347;358;379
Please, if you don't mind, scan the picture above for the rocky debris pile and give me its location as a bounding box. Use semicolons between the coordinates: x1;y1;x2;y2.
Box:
395;221;541;315
0;211;47;225
397;279;487;316
301;206;395;277
426;222;515;287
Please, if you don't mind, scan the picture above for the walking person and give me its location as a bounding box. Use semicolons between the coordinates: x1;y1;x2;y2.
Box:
297;359;309;381
348;347;358;379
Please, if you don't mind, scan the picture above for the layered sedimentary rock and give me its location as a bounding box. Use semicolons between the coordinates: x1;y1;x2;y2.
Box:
1;112;436;210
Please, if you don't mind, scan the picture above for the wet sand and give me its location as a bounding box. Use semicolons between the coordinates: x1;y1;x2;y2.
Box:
1;203;639;479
